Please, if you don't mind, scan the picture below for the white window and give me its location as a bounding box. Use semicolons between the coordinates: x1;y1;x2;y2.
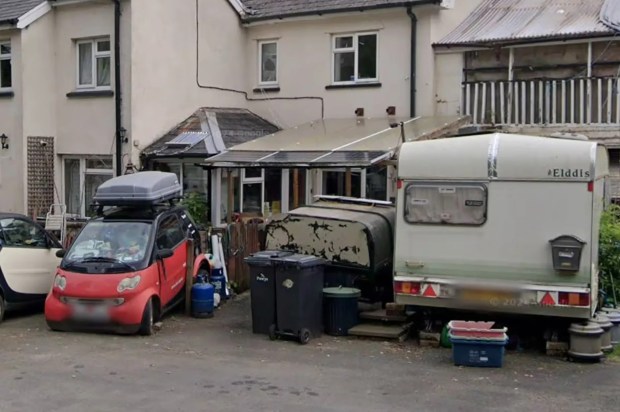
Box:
241;168;264;214
332;33;378;84
0;41;12;90
76;38;111;89
63;156;114;217
404;183;488;226
258;40;278;85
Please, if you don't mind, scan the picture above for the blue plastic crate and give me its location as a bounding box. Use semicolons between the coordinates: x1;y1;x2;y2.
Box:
450;337;507;368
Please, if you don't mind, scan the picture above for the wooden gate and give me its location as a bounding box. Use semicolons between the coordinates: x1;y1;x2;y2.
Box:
222;220;263;292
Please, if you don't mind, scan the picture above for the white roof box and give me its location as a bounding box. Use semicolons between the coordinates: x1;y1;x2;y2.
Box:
93;171;182;206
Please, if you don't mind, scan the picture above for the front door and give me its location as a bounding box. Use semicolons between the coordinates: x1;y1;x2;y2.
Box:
155;214;187;306
0;217;61;299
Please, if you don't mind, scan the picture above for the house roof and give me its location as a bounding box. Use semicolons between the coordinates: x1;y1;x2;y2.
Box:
601;0;620;32
0;0;45;25
435;0;615;48
202;115;467;168
141;108;280;160
238;0;438;23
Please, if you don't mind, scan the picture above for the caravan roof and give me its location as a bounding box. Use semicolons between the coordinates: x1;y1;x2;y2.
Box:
398;133;609;181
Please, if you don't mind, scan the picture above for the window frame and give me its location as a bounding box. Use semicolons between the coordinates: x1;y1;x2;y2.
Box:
63;156;114;217
0;40;12;91
331;32;379;85
258;40;278;86
156;214;186;251
76;37;111;90
403;182;488;227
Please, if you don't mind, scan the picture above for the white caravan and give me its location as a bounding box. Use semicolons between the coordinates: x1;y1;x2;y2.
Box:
393;133;608;319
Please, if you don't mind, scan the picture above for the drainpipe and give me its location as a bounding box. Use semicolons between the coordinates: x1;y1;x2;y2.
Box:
113;0;122;176
407;7;417;118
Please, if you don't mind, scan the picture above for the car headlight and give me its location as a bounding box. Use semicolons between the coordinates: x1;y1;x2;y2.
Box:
117;276;141;293
53;274;67;291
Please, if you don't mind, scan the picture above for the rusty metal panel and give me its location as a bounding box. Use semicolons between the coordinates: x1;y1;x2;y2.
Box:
437;0;613;47
267;215;371;267
265;200;396;273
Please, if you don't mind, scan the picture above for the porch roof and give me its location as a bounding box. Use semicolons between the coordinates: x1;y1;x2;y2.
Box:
0;0;45;25
201;115;467;168
435;0;615;48
141;107;279;161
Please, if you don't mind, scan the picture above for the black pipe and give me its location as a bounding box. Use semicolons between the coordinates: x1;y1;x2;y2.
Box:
113;0;122;176
407;7;417;118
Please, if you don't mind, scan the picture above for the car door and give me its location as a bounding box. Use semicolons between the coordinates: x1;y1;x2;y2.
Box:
155;214;188;306
0;217;61;298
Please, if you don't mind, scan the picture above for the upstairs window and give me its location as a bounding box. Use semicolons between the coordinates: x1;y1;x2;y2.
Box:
332;33;378;84
77;38;111;89
258;40;278;85
0;41;12;90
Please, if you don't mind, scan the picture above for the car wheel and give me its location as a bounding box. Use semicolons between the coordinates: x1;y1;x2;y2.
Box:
0;294;5;324
299;328;311;345
138;298;154;336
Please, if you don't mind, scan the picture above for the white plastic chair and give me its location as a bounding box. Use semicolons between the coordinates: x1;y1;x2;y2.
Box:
45;204;67;244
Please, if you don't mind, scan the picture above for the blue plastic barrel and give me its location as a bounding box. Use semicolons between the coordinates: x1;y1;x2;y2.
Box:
210;268;228;299
191;279;214;318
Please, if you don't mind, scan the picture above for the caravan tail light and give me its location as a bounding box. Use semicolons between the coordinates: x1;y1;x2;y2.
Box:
588;181;594;192
397;179;404;190
558;292;590;307
395;281;421;295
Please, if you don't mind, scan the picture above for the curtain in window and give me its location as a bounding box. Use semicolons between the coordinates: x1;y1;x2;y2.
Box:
64;159;81;216
79;43;93;85
97;56;111;87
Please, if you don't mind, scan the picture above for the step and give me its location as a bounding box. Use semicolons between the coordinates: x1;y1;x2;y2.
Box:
359;309;410;323
348;322;413;342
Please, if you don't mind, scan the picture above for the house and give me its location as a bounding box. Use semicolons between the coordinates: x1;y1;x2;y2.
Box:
0;0;481;224
433;0;620;195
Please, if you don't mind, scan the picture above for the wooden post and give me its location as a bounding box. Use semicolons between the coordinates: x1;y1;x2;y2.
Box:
293;169;299;209
184;237;195;316
227;168;233;224
345;168;352;197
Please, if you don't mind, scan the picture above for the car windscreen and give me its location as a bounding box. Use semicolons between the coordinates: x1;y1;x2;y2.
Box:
64;221;152;268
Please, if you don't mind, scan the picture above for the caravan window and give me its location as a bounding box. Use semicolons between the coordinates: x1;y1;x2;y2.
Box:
405;183;487;226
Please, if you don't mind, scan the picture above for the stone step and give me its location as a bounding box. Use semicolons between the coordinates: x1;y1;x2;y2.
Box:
348;322;413;342
359;309;410;323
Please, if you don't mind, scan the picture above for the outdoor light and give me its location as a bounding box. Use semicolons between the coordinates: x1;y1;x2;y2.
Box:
124;161;138;175
120;127;128;144
0;133;8;150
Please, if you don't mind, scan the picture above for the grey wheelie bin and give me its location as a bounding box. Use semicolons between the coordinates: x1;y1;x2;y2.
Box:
270;254;324;344
245;250;292;335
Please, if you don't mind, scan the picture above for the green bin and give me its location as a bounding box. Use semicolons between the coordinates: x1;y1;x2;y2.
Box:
323;287;361;336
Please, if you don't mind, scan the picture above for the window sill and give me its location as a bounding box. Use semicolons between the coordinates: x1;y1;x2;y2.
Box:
253;86;281;93
325;82;382;90
66;90;114;98
0;90;14;98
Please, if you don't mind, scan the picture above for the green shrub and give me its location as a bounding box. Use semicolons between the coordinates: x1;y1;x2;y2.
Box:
599;205;620;304
181;192;209;227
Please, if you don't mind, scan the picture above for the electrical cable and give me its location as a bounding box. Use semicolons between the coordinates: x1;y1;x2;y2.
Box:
195;0;324;120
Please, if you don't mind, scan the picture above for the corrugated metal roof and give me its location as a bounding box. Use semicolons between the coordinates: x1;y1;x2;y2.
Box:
436;0;615;47
601;0;620;32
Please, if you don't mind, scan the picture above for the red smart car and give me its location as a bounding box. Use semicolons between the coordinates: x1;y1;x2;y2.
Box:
45;172;209;335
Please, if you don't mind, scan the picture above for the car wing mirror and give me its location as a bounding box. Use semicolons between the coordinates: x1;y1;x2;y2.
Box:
157;249;174;260
56;249;66;258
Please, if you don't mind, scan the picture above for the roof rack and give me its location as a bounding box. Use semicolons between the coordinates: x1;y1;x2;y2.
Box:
92;171;182;208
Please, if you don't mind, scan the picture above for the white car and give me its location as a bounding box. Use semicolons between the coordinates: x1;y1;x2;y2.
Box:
0;213;63;322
